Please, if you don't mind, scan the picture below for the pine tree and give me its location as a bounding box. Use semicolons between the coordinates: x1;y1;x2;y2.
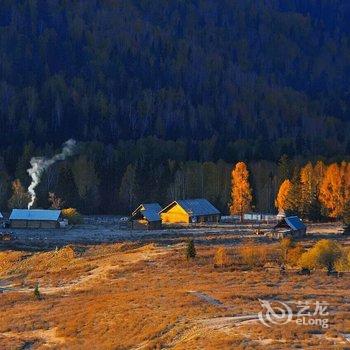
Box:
343;201;350;233
186;239;196;260
308;196;323;222
230;162;252;222
278;154;292;182
118;164;138;213
34;283;41;300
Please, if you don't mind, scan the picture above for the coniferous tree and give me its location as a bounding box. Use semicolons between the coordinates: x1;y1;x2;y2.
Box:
118;164;138;213
343;201;350;233
55;164;79;209
186;239;196;260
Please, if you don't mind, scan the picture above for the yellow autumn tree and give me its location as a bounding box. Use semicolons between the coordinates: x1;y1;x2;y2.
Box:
300;162;314;216
8;179;30;209
275;179;292;211
319;163;343;218
230;162;252;221
313;160;326;194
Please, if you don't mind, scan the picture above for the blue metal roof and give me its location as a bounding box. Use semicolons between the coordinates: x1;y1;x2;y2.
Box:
10;209;61;221
161;199;220;216
285;216;306;230
132;203;162;222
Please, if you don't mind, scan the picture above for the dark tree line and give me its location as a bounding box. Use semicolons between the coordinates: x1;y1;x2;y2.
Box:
0;1;349;213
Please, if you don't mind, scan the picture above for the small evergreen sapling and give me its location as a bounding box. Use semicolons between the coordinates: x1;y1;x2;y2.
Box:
186;239;196;260
34;283;41;300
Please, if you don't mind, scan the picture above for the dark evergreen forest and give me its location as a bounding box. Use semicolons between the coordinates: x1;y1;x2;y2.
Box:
0;0;349;214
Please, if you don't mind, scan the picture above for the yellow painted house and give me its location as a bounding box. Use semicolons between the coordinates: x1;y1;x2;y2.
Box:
160;199;220;224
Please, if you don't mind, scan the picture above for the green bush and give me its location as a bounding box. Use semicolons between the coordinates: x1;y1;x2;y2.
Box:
239;244;269;268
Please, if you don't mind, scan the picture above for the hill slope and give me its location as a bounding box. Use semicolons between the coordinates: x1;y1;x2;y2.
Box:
1;0;350;159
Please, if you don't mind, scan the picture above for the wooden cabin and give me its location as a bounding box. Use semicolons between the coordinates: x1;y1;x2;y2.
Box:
160;199;220;224
131;203;162;230
273;216;306;238
9;209;62;229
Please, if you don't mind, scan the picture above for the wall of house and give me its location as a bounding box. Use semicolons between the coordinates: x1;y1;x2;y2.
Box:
27;220;41;228
10;220;58;229
191;215;220;223
41;221;58;229
10;220;27;228
161;205;189;223
132;220;162;230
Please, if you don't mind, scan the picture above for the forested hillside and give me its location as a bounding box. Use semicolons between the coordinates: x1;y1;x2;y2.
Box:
0;0;350;214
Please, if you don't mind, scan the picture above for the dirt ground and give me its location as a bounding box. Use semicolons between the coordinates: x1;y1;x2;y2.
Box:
0;220;266;251
1;219;346;251
0;222;349;349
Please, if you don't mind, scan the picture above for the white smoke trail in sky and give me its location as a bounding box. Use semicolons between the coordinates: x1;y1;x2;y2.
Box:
27;139;76;209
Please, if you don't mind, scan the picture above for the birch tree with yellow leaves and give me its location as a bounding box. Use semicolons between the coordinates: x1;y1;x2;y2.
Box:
275;179;293;211
230;162;252;222
319;163;344;218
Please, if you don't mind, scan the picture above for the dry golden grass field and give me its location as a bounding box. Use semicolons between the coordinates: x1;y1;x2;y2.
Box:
0;235;350;349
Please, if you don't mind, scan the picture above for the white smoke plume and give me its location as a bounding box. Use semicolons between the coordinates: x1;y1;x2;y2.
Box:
27;139;76;209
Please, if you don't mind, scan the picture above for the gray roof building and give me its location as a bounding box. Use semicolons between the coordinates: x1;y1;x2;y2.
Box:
274;216;306;238
284;216;306;231
10;209;61;221
131;203;162;222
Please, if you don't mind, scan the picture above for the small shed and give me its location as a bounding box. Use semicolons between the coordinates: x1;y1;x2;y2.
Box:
131;203;162;230
243;212;276;222
273;216;306;238
160;199;221;224
9;209;62;229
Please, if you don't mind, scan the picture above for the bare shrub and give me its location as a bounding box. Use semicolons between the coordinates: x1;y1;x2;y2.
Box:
279;237;294;263
213;247;232;267
286;244;304;267
239;244;269;268
335;247;350;272
62;208;82;225
299;239;342;272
